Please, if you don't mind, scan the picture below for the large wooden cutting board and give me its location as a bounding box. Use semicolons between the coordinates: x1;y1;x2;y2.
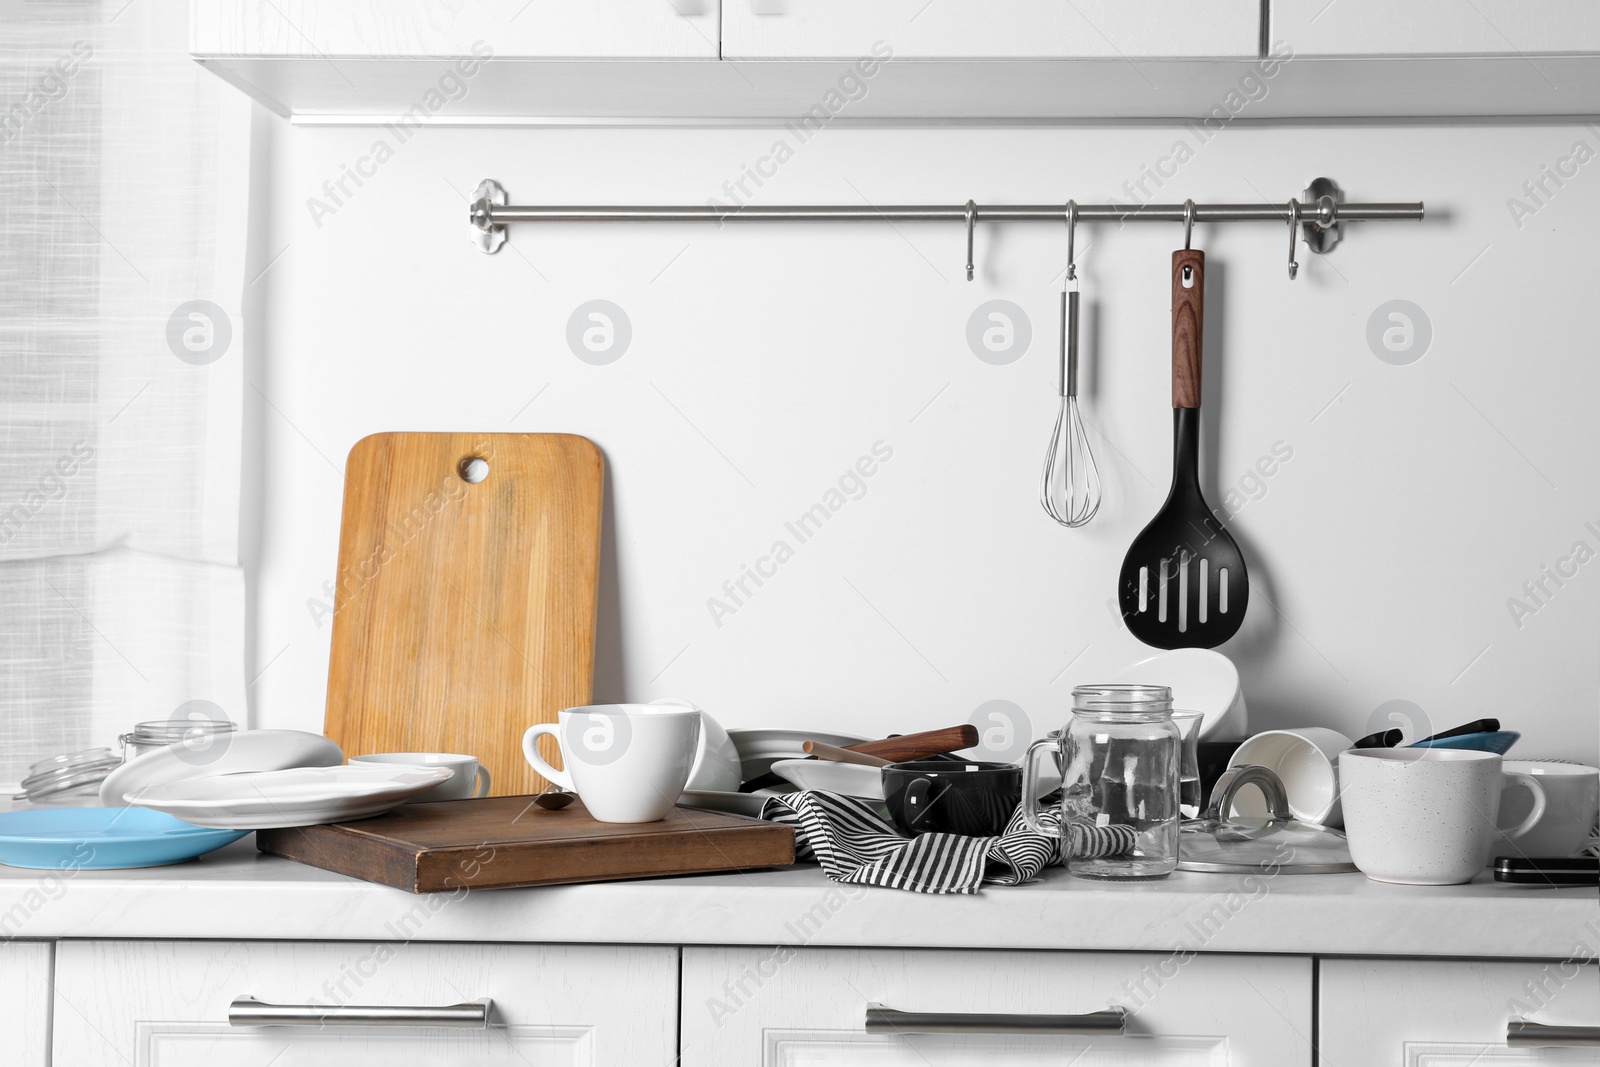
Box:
324;432;603;796
256;796;796;893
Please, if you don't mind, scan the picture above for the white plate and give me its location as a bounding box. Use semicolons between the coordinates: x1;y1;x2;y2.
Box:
101;730;344;807
770;758;886;801
727;728;870;756
1105;648;1247;740
125;765;454;829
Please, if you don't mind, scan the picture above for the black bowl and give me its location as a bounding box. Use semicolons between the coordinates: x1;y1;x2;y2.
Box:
881;759;1022;838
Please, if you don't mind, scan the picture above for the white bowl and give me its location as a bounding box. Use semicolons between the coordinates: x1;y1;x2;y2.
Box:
649;698;741;792
1105;648;1247;740
770;758;886;801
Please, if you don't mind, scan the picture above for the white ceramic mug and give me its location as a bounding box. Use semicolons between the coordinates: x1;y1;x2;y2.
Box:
1493;761;1599;859
1339;748;1546;885
522;704;701;823
350;752;491;803
1227;727;1354;826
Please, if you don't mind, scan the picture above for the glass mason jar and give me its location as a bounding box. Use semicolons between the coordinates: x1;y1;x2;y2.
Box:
13;748;124;805
1022;684;1181;880
119;719;236;761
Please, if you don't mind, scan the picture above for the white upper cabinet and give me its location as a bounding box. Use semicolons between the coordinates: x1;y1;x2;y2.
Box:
723;0;1261;59
193;0;721;59
1272;0;1600;55
189;0;1600;119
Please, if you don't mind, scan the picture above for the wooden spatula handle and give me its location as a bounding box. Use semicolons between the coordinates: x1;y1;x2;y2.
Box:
1172;249;1205;409
804;741;892;767
844;725;980;763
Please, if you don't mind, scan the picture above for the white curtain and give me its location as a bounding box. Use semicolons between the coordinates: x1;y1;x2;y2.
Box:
0;1;248;786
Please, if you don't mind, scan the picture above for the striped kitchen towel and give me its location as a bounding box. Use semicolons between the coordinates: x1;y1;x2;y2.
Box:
759;790;1136;895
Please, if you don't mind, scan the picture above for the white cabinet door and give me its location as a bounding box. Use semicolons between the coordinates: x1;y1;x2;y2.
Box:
682;947;1312;1065
193;0;721;59
53;940;677;1066
1272;1;1600;55
0;942;50;1067
1321;958;1600;1065
723;1;1260;59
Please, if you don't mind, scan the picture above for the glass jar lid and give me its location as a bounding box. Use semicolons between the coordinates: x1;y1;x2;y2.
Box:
1177;764;1357;874
14;747;123;802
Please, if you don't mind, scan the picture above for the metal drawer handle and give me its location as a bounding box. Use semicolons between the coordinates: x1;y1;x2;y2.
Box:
866;1005;1126;1036
228;996;492;1028
1507;1021;1600;1047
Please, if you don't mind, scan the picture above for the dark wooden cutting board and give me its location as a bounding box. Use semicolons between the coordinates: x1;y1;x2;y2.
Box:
256;795;796;893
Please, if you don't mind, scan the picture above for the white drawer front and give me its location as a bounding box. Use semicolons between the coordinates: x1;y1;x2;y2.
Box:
683;947;1312;1066
0;942;50;1067
1320;958;1600;1065
53;940;676;1066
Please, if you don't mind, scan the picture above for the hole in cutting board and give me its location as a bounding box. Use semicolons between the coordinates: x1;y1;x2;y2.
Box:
459;456;490;484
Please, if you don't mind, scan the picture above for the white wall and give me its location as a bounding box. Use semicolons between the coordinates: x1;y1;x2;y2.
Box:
248;115;1600;760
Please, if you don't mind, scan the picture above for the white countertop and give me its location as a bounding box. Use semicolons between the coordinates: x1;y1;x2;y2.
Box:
1;837;1591;958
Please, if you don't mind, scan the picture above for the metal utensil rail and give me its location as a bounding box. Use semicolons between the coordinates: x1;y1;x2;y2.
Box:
466;176;1425;278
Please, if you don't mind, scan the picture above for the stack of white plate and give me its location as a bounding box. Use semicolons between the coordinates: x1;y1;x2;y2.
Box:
103;730;452;830
726;728;870;784
677;727;869;818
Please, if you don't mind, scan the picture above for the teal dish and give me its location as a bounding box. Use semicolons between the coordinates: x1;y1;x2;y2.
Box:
1409;731;1521;755
0;807;247;870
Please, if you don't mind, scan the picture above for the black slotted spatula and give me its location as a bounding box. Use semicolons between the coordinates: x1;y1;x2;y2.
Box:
1117;249;1249;649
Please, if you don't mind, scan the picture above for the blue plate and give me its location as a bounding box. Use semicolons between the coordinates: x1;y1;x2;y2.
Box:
1409;731;1521;755
0;807;247;870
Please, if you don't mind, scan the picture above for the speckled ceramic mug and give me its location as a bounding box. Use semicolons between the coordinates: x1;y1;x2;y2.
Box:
1339;748;1545;885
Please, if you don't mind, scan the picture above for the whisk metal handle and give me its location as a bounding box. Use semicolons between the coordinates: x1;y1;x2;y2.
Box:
1060;289;1080;399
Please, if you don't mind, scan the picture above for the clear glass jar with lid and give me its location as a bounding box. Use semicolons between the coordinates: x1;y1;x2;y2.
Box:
1022;684;1181;879
119;718;236;761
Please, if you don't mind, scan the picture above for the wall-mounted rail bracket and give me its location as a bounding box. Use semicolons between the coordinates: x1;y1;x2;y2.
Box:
469;179;507;254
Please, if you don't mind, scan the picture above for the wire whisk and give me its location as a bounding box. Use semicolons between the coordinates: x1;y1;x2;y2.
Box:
1041;204;1101;528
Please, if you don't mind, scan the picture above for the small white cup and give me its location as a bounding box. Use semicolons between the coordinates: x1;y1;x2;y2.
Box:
1340;748;1546;885
522;704;701;823
350;752;491;803
1493;761;1599;859
1227;727;1353;826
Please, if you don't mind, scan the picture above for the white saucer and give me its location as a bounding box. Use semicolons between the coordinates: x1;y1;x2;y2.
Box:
125;765;453;829
101;730;344;807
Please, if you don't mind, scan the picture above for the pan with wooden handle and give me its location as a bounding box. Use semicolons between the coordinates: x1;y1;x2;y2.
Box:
739;725;980;793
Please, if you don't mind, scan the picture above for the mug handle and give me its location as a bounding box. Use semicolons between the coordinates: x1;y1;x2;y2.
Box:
473;763;493;798
1497;771;1548;841
1019;737;1056;835
521;724;573;791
